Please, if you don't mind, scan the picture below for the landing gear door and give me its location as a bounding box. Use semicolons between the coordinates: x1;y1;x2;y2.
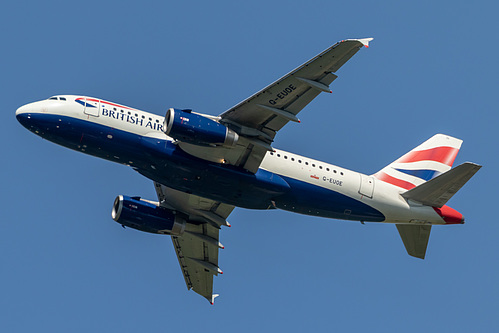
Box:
83;98;100;117
359;174;374;199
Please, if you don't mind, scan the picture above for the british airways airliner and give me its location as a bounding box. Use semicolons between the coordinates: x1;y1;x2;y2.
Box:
16;38;481;304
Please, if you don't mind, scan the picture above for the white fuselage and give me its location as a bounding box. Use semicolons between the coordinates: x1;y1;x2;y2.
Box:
16;95;452;225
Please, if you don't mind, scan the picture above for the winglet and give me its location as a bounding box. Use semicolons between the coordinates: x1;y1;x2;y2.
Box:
210;294;220;305
344;38;374;48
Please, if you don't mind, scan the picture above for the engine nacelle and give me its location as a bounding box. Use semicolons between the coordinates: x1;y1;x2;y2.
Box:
163;108;238;147
111;195;185;235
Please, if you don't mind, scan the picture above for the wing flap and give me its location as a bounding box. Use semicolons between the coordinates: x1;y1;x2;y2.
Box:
172;222;221;301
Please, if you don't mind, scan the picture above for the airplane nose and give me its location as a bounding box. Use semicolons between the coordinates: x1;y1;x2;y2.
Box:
16;104;29;116
16;101;48;127
16;105;30;124
16;104;36;128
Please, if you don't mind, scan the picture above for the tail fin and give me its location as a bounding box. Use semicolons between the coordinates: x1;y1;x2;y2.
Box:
374;134;462;190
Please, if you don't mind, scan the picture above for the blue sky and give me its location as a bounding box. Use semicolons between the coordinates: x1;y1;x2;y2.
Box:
2;1;498;332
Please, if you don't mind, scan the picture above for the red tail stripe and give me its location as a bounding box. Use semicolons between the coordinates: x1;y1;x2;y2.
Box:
397;147;459;166
375;172;415;190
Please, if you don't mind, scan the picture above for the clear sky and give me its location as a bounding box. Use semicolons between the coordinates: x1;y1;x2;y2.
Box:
2;1;498;332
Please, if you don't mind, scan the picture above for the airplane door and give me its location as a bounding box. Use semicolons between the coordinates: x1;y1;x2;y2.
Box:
83;98;100;117
359;174;374;198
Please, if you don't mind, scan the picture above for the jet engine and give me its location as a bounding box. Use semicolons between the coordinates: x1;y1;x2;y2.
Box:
111;195;185;235
163;108;238;147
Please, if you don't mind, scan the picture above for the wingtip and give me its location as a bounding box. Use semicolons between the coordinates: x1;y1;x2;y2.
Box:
343;37;374;48
210;294;220;305
359;37;374;48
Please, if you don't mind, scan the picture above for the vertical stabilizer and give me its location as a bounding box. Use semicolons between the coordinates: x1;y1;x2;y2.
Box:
374;134;462;190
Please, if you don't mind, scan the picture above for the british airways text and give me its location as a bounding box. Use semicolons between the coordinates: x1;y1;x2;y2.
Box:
101;107;164;131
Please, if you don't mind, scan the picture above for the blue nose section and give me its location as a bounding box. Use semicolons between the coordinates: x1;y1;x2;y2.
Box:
16;103;44;133
16;109;33;129
16;103;43;130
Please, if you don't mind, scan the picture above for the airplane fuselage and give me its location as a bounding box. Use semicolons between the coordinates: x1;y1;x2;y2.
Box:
16;96;461;226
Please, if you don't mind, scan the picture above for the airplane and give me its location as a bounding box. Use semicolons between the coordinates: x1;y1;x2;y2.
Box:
16;38;481;304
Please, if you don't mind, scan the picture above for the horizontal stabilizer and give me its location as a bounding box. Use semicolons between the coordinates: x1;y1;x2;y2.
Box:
401;162;481;208
396;224;432;259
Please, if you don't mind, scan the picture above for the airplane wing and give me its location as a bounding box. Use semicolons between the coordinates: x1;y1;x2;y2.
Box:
178;38;373;173
154;182;234;304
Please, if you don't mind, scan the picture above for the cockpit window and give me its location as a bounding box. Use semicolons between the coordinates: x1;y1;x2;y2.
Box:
48;96;67;101
49;97;58;100
60;97;66;101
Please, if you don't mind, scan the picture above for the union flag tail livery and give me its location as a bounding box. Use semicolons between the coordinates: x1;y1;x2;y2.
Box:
373;134;480;259
16;38;481;303
374;134;462;190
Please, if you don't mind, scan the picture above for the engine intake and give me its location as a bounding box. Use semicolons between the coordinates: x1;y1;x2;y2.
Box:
111;195;185;235
163;108;238;147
